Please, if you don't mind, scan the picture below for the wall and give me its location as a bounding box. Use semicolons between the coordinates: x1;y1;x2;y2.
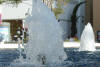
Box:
93;0;100;40
3;20;22;41
85;0;93;25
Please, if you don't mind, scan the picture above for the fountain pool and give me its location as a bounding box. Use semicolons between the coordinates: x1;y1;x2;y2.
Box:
0;48;100;67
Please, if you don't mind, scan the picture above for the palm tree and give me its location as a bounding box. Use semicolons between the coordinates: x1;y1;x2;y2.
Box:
71;1;86;37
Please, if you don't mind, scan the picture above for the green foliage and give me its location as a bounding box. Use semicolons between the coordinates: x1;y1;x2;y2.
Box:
52;0;70;18
53;8;63;18
53;0;63;18
65;0;70;3
0;0;22;4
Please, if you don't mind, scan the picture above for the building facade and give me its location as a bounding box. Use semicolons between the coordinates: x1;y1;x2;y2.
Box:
86;0;100;41
0;0;31;43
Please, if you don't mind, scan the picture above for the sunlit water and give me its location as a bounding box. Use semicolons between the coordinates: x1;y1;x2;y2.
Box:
25;0;67;66
10;0;67;67
79;23;96;51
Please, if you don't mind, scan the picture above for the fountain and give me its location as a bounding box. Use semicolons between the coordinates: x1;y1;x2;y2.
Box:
79;23;96;51
10;0;67;67
1;0;100;67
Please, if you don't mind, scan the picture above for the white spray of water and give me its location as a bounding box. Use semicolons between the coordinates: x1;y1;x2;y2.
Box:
79;23;96;51
9;0;67;67
24;0;67;66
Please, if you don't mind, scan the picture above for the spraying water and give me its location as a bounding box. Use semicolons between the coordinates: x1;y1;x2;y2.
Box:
79;23;96;51
23;0;67;66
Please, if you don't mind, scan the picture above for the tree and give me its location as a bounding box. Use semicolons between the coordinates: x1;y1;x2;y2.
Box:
53;0;70;18
0;0;22;4
71;1;86;37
